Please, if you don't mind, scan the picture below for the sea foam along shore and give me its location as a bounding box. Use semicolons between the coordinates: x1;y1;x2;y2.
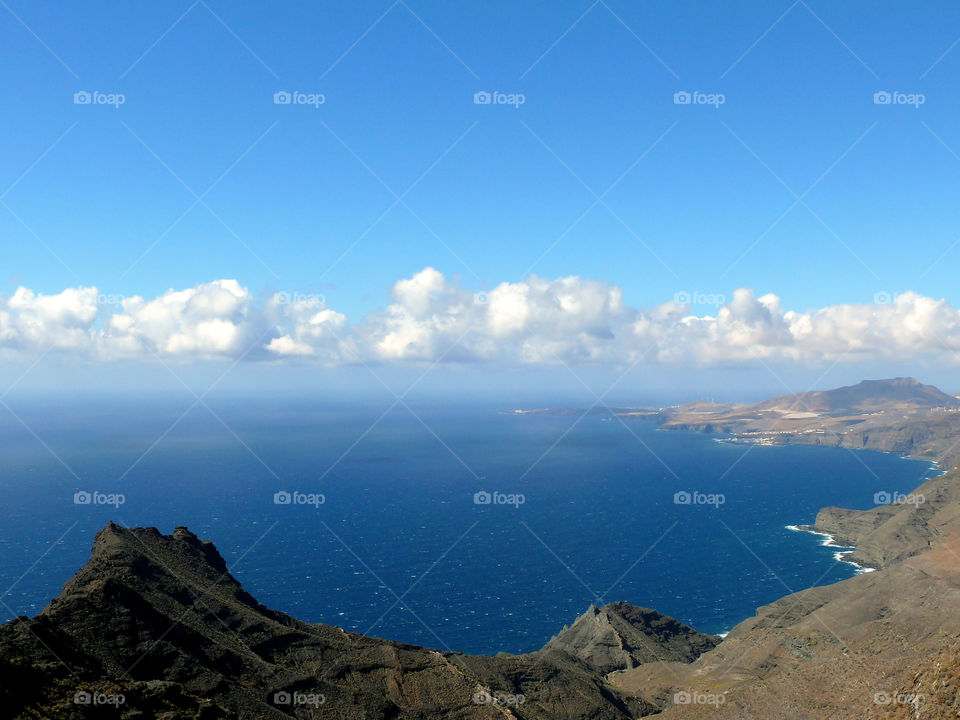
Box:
785;525;876;574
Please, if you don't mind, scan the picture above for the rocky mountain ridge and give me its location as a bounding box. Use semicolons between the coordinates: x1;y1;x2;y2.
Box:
0;522;716;719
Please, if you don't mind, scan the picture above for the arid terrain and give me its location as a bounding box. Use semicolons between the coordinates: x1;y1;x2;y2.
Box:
656;377;960;468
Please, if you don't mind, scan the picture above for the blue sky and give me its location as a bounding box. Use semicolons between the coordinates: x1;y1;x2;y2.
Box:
3;1;959;310
3;1;960;396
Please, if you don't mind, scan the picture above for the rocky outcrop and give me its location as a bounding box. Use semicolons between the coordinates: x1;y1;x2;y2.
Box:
0;523;712;719
542;603;719;674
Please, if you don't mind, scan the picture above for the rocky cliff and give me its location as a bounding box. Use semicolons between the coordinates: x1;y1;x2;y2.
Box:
0;523;717;719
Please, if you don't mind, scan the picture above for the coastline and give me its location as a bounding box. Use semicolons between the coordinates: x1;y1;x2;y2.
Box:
713;432;945;467
781;453;943;575
515;410;941;595
710;425;942;575
785;524;876;574
708;426;945;576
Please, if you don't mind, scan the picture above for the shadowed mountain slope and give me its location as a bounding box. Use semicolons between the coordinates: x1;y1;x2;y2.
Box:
0;523;716;719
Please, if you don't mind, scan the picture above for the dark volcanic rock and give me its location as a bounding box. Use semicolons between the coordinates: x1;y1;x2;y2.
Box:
0;523;707;719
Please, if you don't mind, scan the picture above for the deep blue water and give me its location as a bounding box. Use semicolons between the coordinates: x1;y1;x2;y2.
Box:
0;398;938;654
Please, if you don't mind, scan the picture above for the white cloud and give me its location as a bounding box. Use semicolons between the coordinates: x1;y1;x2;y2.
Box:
264;292;348;361
104;279;255;358
0;287;99;353
2;272;960;368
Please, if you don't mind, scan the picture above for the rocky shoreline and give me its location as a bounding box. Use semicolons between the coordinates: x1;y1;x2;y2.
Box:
786;524;876;574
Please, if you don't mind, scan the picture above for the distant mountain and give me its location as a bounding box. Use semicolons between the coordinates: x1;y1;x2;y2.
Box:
657;378;960;459
752;377;960;415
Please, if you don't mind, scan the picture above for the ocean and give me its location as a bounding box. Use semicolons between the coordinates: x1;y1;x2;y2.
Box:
0;397;936;654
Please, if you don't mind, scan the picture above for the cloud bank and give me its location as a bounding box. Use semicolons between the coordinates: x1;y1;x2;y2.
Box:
3;269;960;367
